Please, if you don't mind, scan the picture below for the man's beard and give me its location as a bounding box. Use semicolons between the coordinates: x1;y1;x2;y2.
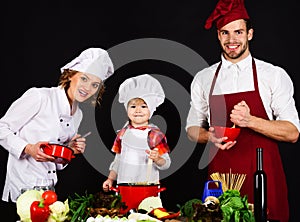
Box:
222;42;248;60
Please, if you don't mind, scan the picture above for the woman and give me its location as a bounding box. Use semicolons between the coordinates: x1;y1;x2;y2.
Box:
0;47;114;220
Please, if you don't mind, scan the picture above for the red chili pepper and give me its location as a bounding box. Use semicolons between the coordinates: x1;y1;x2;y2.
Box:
30;200;50;222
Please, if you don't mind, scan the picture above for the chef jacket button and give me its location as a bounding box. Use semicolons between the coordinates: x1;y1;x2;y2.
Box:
58;138;61;142
60;119;63;122
48;171;51;174
53;170;56;173
66;124;69;127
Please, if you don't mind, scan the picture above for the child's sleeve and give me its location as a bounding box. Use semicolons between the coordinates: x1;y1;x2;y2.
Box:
111;127;127;153
148;128;170;155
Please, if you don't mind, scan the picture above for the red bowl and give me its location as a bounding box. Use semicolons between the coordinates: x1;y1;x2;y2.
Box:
40;143;75;164
213;126;241;142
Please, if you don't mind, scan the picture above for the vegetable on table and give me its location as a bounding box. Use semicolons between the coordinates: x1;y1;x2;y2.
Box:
218;190;255;222
42;190;58;205
68;191;124;221
30;200;50;222
152;208;170;219
179;190;255;222
138;196;163;213
178;198;202;220
16;189;43;221
204;196;219;205
68;192;94;222
47;199;70;222
128;212;162;222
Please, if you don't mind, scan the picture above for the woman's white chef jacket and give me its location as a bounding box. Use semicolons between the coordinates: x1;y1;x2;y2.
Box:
186;54;300;132
0;86;82;202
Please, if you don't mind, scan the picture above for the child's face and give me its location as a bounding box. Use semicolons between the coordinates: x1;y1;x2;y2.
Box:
127;98;150;127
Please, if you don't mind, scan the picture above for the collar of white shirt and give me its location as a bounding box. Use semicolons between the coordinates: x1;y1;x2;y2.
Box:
221;53;253;71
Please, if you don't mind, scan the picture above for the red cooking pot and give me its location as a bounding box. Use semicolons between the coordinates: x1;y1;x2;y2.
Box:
40;143;75;164
110;183;166;214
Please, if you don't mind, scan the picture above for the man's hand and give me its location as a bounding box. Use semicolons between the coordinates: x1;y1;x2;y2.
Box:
208;127;237;150
230;100;252;127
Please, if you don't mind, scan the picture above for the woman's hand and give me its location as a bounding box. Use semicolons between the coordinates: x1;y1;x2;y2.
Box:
208;127;236;150
68;134;86;154
24;142;56;162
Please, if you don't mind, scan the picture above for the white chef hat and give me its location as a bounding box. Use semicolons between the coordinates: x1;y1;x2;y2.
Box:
60;47;114;81
118;74;165;118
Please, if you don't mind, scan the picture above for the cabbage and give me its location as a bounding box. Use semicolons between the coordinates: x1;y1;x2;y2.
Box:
16;189;43;221
138;196;163;213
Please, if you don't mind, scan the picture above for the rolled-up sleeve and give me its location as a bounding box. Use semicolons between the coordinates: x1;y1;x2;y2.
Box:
154;153;171;170
186;73;210;131
268;66;300;132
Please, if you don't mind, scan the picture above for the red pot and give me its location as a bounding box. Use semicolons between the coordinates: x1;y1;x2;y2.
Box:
110;183;166;214
40;143;75;164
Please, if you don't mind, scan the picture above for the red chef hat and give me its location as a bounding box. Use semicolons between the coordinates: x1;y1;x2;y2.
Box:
205;0;250;30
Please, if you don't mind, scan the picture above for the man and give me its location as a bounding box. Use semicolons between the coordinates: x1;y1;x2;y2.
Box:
186;0;300;221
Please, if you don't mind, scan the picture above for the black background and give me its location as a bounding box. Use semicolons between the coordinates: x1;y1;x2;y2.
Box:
1;1;300;221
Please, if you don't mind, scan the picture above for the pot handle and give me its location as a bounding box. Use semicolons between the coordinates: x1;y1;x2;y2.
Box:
110;186;120;193
157;187;166;193
39;143;51;151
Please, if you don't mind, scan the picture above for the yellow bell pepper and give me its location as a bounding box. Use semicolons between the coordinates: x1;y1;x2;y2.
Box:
153;208;170;218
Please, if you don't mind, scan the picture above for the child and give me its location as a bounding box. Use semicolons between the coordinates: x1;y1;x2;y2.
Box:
103;74;171;191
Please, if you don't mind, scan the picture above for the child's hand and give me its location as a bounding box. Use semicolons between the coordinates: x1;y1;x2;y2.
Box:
146;148;160;162
146;148;166;167
103;179;113;192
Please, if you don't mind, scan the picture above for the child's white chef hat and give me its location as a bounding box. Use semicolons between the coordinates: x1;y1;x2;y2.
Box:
118;74;165;118
60;47;114;81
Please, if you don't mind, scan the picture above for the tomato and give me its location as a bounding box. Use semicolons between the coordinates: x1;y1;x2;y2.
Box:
42;190;58;205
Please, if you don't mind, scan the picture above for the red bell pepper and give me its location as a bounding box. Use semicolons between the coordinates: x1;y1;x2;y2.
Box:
30;200;50;222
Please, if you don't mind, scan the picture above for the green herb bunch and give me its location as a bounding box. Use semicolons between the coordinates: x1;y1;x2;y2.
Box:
218;190;255;222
